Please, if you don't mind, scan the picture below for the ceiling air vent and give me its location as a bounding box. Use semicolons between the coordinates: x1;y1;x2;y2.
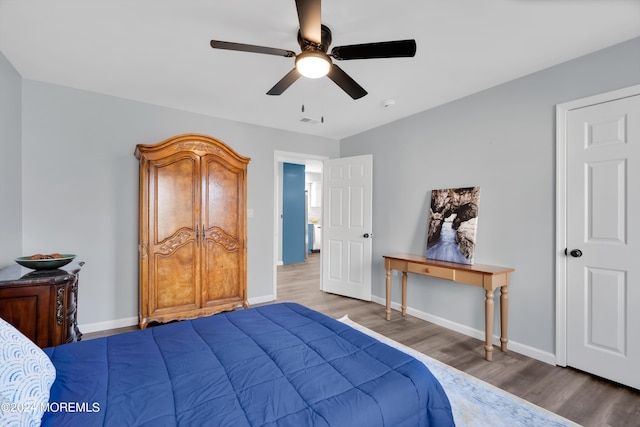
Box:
300;117;322;124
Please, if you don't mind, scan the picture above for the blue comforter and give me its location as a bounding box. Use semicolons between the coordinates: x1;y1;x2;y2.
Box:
43;303;453;426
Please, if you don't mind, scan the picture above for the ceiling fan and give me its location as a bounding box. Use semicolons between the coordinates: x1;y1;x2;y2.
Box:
210;0;417;100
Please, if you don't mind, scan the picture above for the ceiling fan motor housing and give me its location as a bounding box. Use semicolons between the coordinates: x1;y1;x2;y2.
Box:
297;24;332;53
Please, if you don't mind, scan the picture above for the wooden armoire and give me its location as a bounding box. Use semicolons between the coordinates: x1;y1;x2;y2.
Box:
134;134;250;329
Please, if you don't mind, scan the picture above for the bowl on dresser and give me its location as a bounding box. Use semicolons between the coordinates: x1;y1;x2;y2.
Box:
14;254;76;271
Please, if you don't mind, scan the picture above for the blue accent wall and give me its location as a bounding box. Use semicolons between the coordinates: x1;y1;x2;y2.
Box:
282;163;305;264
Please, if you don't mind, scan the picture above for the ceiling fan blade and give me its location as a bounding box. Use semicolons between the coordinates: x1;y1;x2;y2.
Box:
331;39;416;60
210;40;296;57
327;64;367;100
267;68;302;95
295;0;322;45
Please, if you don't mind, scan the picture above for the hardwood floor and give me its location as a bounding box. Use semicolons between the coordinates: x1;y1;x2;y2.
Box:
84;252;640;426
277;254;640;427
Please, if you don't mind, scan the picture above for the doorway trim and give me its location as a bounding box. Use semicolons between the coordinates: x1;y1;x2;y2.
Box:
555;83;640;366
273;151;329;300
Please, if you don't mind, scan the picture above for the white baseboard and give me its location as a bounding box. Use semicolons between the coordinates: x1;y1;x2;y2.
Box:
79;316;138;334
371;296;556;365
79;295;556;365
79;296;277;334
248;295;276;306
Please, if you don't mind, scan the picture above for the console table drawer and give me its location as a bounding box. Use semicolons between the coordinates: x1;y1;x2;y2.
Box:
407;263;454;280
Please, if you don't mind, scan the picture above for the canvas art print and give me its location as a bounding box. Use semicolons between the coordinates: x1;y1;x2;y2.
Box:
426;187;480;264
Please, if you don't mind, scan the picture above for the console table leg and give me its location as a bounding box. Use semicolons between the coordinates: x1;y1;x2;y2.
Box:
484;288;495;361
401;272;407;317
385;267;392;321
500;285;509;352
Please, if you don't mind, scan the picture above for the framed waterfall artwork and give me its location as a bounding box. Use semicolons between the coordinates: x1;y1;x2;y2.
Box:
426;187;480;265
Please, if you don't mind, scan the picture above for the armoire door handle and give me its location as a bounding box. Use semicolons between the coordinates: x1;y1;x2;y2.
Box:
195;225;199;246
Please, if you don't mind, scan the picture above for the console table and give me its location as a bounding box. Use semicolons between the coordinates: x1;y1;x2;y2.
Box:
383;254;514;361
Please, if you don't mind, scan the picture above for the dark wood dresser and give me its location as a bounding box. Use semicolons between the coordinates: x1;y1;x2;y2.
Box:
0;261;84;347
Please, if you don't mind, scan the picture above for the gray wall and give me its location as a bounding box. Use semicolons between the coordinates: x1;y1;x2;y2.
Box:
341;37;640;356
0;52;22;268
19;80;340;327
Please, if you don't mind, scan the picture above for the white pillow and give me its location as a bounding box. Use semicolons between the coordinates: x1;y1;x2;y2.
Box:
0;317;56;426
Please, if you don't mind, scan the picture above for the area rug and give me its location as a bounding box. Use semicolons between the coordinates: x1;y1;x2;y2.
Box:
338;316;581;427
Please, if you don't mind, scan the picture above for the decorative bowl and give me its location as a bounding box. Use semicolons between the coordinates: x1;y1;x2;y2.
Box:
15;254;76;271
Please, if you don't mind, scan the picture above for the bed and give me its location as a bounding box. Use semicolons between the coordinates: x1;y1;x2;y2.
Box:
3;302;454;426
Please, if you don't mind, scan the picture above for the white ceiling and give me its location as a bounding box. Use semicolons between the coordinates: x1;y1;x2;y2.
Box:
1;0;639;140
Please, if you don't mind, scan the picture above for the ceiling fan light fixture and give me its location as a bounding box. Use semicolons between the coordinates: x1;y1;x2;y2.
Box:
295;51;331;79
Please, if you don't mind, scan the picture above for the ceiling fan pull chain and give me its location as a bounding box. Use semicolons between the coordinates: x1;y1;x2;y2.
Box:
321;83;325;123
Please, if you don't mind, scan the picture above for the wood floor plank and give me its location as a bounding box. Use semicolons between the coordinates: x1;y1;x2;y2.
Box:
524;367;590;412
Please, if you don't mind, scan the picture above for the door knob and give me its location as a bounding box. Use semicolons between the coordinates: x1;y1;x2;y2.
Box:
567;249;582;258
363;233;370;238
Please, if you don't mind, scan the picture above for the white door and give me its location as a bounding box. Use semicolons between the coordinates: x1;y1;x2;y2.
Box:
562;89;640;389
321;155;373;301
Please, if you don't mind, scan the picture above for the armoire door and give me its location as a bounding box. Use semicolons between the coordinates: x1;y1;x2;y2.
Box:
201;153;247;308
147;151;201;317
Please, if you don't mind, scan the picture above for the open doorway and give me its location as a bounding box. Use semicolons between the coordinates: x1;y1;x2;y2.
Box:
305;161;323;257
273;151;326;300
